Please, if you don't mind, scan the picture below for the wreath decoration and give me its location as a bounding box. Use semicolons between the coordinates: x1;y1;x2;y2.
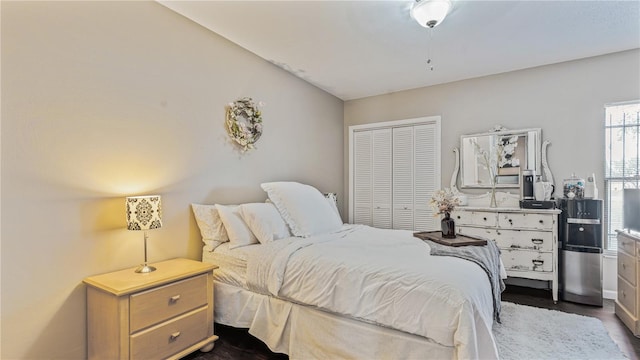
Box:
225;97;263;152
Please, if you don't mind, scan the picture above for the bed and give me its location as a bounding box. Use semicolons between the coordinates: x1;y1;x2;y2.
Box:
193;182;504;359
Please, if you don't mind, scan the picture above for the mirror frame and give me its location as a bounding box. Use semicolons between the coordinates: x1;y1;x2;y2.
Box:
459;127;542;189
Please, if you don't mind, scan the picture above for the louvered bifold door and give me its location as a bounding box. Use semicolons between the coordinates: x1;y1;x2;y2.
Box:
414;124;439;231
392;127;415;230
372;129;392;228
353;131;373;226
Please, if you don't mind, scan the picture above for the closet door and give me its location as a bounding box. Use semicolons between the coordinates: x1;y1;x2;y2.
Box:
372;129;392;229
353;131;372;226
392;127;415;230
349;116;441;231
414;124;439;231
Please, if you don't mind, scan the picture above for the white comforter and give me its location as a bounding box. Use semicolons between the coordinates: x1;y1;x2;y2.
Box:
246;224;499;359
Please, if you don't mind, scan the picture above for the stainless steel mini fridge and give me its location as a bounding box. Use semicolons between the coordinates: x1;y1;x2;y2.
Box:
558;199;603;306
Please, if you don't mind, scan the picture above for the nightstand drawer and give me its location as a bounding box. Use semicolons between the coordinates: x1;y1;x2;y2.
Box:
619;236;636;256
130;274;208;332
618;276;637;316
130;307;209;360
617;250;636;286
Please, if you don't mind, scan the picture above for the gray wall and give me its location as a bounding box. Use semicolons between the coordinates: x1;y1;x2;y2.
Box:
344;48;640;298
1;2;343;358
345;49;640;205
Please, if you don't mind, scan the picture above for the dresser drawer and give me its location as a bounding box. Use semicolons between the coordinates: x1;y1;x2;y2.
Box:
618;235;636;257
452;211;497;227
498;213;554;231
617;250;637;286
501;249;553;272
130;307;209;360
495;230;554;252
456;226;495;240
618;276;637;316
130;274;208;332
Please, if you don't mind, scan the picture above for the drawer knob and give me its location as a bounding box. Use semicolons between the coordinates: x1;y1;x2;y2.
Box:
169;295;181;303
539;220;544;224
483;217;487;221
508;219;513;223
457;215;460;219
170;331;181;341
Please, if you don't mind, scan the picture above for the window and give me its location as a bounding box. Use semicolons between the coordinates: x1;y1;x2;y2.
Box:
605;101;640;251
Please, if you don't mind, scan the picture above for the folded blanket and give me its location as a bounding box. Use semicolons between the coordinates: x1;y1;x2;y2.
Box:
425;238;505;323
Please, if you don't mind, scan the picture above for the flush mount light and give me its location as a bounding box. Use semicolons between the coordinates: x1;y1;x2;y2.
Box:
411;0;452;28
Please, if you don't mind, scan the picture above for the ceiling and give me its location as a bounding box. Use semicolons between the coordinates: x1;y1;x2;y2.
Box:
159;1;640;101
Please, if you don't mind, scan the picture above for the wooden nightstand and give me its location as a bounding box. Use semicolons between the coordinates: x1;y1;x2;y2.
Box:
83;258;218;359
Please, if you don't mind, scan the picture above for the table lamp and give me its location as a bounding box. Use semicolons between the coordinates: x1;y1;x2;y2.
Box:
126;195;162;273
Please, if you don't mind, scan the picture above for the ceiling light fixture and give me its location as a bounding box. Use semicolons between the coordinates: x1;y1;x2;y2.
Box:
410;0;452;71
411;0;452;28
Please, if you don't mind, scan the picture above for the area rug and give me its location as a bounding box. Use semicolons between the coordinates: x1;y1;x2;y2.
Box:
494;302;627;359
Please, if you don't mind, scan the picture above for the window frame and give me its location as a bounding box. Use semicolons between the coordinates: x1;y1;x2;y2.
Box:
604;101;640;252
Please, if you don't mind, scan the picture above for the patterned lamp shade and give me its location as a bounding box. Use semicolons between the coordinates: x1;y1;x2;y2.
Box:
126;195;162;231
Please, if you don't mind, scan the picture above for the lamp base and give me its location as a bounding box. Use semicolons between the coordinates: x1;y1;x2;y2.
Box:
135;264;157;273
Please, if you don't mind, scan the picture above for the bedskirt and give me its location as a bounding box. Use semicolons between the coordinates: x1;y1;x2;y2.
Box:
214;280;462;359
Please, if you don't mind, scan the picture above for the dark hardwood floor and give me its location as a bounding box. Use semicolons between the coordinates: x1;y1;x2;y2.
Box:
183;285;640;360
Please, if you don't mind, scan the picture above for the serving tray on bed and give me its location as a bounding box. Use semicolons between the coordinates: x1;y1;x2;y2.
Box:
413;231;487;247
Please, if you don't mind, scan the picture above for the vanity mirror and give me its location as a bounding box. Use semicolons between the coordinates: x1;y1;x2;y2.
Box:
459;126;542;188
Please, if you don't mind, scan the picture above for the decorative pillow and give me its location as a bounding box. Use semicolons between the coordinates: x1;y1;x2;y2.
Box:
261;182;343;237
216;204;259;249
191;204;230;243
324;192;340;217
239;203;291;244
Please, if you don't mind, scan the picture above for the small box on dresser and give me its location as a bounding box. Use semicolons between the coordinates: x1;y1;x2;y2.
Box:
83;258;219;359
615;230;640;337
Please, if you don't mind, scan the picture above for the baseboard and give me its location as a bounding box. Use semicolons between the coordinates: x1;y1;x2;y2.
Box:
603;289;616;300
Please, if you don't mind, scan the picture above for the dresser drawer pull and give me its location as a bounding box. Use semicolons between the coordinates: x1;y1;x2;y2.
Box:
169;331;181;341
539;220;544;224
508;219;513;223
532;259;544;266
531;238;544;244
483;217;487;221
169;295;181;303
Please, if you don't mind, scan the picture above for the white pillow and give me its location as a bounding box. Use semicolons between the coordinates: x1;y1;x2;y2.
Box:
191;204;230;243
240;203;291;244
216;204;259;249
261;182;342;237
203;240;225;252
324;192;340;217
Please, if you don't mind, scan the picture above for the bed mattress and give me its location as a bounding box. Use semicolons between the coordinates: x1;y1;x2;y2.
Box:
202;242;252;288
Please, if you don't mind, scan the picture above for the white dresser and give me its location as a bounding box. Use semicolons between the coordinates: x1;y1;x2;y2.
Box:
452;207;561;302
615;230;640;337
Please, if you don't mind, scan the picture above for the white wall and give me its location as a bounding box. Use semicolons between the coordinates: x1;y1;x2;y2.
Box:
0;2;343;358
344;49;640;298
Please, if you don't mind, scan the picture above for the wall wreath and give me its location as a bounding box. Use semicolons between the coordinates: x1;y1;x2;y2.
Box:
225;97;263;152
